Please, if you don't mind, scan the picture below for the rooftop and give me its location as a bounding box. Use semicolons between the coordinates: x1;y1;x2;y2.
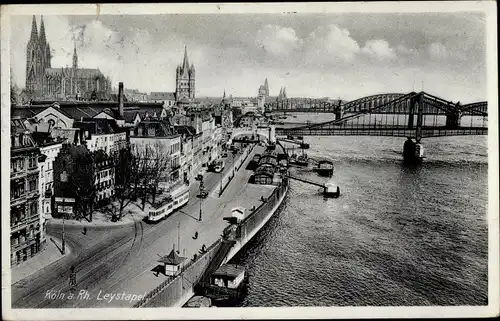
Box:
212;264;245;279
149;92;176;100
73;118;124;135
158;249;186;266
132;120;177;137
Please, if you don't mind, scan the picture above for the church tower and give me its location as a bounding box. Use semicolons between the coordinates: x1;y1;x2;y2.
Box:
26;15;39;93
26;15;52;96
72;42;78;96
176;46;195;101
72;42;78;70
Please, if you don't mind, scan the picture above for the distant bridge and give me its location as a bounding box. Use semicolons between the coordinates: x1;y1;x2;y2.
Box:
265;92;488;117
227;126;276;144
274;91;488;141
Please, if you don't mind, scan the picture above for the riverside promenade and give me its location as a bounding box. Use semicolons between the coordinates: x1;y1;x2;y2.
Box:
11;143;274;308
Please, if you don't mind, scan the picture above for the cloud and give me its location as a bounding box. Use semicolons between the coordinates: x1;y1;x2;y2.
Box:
395;44;419;57
255;24;302;56
305;24;361;63
9;15;486;102
427;42;449;60
361;40;396;60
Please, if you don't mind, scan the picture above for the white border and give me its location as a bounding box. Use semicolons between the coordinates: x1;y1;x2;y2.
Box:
1;2;499;320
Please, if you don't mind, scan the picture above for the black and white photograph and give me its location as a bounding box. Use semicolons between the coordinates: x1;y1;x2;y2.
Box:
1;2;498;320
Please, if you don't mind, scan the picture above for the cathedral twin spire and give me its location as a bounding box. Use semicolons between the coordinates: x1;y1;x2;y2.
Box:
29;15;48;47
26;15;52;91
30;15;38;42
278;86;287;99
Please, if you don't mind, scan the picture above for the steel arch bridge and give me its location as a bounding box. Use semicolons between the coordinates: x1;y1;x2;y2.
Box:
275;91;488;140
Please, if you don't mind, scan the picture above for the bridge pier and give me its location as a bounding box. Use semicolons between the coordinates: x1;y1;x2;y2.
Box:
446;110;461;129
334;101;343;120
403;138;424;165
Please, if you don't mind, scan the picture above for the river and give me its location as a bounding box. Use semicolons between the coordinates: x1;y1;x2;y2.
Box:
229;135;488;306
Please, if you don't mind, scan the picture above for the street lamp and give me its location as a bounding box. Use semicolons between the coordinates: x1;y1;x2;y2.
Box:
219;171;222;197
177;222;181;254
62;213;65;254
199;182;203;222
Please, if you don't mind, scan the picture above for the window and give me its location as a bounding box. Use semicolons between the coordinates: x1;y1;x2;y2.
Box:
28;177;38;192
30;202;38;217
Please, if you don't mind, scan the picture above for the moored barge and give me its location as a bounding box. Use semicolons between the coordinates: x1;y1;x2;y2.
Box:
313;160;334;177
199;264;249;306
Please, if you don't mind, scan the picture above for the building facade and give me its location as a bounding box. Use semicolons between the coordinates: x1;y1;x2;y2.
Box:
94;150;115;206
149;92;177;108
73;118;128;155
10;119;43;265
53;144;92;218
130;121;182;191
38;141;63;227
25;16;111;101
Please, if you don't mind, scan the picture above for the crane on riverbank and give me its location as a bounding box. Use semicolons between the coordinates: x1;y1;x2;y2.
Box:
285;175;340;198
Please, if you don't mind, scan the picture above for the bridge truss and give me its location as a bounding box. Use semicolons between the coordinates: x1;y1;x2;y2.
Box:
275;91;488;140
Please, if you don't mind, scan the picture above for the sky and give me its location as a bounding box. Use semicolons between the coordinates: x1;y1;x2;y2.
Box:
10;13;487;102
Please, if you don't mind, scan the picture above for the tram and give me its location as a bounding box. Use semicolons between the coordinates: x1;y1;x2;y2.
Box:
147;185;190;222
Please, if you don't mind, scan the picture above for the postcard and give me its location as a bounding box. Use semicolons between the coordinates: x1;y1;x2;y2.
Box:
1;2;498;320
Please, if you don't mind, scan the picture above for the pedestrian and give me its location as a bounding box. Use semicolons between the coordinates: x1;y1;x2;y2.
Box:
83;227;87;235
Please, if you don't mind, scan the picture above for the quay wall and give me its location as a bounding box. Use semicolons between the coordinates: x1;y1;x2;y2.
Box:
134;143;288;308
134;239;222;307
224;178;288;264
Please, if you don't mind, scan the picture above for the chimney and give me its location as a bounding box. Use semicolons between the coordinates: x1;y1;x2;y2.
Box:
118;82;124;117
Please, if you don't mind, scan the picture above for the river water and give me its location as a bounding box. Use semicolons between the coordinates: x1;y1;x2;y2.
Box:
230;136;488;306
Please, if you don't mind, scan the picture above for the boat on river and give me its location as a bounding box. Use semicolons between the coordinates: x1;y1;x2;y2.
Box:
313;160;334;177
200;264;249;306
323;182;340;198
294;154;309;166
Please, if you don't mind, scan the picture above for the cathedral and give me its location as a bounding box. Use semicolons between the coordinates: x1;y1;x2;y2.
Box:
25;16;111;101
175;46;195;101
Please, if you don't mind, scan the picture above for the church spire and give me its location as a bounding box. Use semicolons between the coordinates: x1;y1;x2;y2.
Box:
182;45;190;70
39;15;46;44
72;41;78;70
264;78;269;90
30;15;38;42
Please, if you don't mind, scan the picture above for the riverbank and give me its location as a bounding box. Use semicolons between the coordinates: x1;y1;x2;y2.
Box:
95;145;273;307
138;143;289;308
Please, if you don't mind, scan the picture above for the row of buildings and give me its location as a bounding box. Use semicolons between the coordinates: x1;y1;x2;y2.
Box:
20;16;311;115
11;15;278;266
10;80;232;266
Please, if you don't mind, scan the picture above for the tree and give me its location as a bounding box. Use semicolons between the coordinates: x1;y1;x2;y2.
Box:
134;141;172;209
70;152;96;222
114;147;140;220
